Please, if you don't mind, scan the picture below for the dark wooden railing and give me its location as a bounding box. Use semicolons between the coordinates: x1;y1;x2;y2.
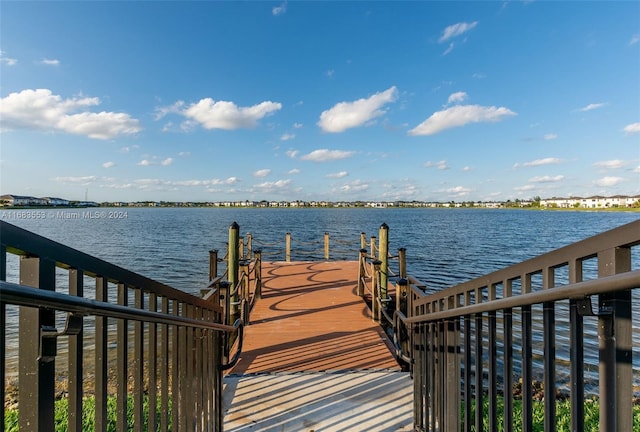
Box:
0;221;245;431
360;220;640;431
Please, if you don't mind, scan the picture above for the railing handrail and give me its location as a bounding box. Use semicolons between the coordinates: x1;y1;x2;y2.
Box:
405;269;640;323
0;280;237;332
414;219;640;308
1;221;214;308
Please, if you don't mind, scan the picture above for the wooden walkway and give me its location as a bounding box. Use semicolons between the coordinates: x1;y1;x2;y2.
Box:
228;260;401;374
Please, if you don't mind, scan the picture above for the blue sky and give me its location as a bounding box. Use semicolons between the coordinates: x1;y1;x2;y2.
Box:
1;1;638;203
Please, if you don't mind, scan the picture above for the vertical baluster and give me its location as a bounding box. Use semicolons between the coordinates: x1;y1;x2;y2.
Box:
148;292;158;432
521;274;533;432
445;295;460;431
172;300;181;432
463;291;472;431
488;285;498;432
160;297;170;431
116;282;128;432
133;289;144;432
542;267;556;432
95;276;108;432
503;279;514;432
569;259;584;432
474;288;483;432
68;269;83;432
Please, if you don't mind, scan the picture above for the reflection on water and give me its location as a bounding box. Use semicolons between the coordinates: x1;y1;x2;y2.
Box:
2;207;639;392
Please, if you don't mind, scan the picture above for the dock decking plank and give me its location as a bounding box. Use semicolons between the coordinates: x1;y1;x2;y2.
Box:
228;260;401;374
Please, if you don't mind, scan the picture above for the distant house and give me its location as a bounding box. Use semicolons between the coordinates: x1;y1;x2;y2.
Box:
541;195;640;208
43;197;70;206
0;194;47;206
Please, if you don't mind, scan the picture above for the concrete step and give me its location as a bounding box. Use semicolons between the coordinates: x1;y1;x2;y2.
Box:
223;371;414;431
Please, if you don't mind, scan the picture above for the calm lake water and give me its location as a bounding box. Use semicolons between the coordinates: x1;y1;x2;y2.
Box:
2;207;639;391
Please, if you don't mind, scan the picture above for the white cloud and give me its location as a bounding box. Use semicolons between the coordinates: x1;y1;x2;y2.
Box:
593;159;626;169
445;186;471;197
0;88;141;139
254;179;291;190
0;51;17;66
326;69;335;78
300;149;355;162
629;34;640;46
514;185;535;192
178;151;191;157
292;122;303;129
530;175;565;183
272;1;287;16
253;169;271;178
543;133;558;140
447;92;468;105
286;149;299;159
594;176;623;187
317;86;398;133
438;21;478;43
53;175;97;184
408;104;516;136
39;58;60;66
327;171;348;179
424;160;450;170
442;43;455;56
138;159;152;166
288;168;300;175
161;157;173;166
462;166;471;172
102;161;116;168
577;102;607;112
514;157;562;168
623;122;640;135
339;179;369;193
180;98;282;130
280;133;295;141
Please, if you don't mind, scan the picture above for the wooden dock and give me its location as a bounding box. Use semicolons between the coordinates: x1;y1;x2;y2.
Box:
223;260;412;431
227;260;402;374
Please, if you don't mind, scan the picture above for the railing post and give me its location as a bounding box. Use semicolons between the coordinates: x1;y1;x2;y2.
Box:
360;232;366;250
598;246;632;432
239;259;250;323
378;223;389;300
358;248;367;297
239;236;245;259
219;281;231;363
209;249;218;281
246;233;253;259
324;232;330;260
228;222;240;318
372;259;382;322
19;256;56;432
285;232;291;262
254;250;262;300
398;247;406;280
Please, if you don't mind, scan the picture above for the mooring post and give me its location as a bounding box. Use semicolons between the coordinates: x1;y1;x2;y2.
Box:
360;232;366;250
285;232;291;262
370;236;376;284
228;222;240;318
209;249;218;281
324;232;330;260
358;248;367;297
379;223;389;300
239;236;245;260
